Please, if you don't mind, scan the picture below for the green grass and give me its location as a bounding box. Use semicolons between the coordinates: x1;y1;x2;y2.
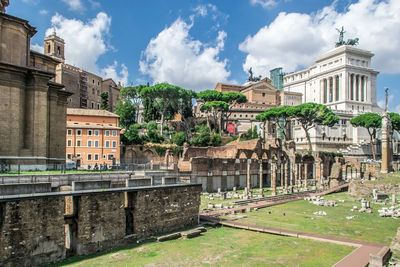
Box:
228;192;399;245
366;173;400;184
51;226;353;267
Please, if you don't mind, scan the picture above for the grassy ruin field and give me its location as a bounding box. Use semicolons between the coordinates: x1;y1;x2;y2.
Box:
52;226;352;267
227;192;399;245
200;189;273;210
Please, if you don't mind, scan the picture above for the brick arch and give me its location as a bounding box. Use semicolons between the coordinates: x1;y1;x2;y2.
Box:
262;152;268;160
144;150;154;162
239;152;247;159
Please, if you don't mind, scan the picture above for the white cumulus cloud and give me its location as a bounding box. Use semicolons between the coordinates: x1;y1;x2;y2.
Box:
250;0;278;9
240;0;400;77
39;9;48;15
139;18;232;91
61;0;83;11
47;12;110;73
101;61;129;86
31;43;44;53
46;12;128;84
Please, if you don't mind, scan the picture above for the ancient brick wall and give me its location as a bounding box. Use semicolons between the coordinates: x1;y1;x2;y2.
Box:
0;185;202;265
132;185;201;238
75;192;126;255
0;198;65;267
348;180;400;197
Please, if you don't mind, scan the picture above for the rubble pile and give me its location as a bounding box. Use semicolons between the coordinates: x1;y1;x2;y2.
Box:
378;206;400;218
305;196;338;207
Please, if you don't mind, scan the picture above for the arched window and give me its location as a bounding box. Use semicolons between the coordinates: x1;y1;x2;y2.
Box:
47;44;51;53
57;46;61;56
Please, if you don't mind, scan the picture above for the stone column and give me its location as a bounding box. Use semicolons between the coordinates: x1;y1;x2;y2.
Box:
353;73;357;101
294;163;298;187
320;162;324;187
290;163;294;187
304;163;308;189
284;162;288;193
280;163;284;189
271;162;277;195
381;113;393;173
259;160;263;189
332;76;336;102
297;163;303;187
247;159;251;190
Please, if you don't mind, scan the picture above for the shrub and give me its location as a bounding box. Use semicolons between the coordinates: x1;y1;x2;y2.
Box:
172;132;186;146
210;134;222;146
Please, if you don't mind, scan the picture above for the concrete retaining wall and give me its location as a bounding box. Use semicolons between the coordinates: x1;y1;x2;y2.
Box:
72;180;112;191
0;182;51;195
126;178;152;187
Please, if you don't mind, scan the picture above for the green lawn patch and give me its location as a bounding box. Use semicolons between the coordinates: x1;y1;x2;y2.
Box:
229;192;399;245
50;226;352;267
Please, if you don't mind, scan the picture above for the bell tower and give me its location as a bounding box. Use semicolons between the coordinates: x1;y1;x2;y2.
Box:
44;28;65;62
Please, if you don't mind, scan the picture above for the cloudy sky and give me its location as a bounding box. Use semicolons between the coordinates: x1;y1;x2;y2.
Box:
10;0;400;111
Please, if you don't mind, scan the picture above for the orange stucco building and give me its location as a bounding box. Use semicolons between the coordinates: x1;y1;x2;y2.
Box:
66;108;121;168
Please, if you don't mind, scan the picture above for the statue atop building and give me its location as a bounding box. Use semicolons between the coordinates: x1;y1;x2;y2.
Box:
336;26;346;47
247;67;261;82
0;0;9;13
335;26;359;47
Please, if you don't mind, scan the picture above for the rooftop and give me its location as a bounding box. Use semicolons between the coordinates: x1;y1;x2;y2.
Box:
67;108;120;118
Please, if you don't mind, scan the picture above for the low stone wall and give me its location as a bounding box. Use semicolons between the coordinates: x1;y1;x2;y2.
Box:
0;197;65;267
348;180;400;197
75;193;126;255
0;172;131;188
0;184;202;266
0;182;52;195
126;178;152;187
132;186;201;238
72;180;112;191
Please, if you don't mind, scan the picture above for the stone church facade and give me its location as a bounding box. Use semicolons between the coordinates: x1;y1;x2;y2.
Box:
0;12;72;170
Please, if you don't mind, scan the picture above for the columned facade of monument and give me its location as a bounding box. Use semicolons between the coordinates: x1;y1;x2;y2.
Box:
283;45;382;152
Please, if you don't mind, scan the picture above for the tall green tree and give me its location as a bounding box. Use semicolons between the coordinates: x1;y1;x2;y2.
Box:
175;88;197;138
256;106;293;141
198;90;223;102
100;92;109;110
140;83;180;136
118;85;146;123
388;112;400;133
289;103;339;151
200;101;229;133
198;90;247;131
350;112;382;160
115;100;137;129
221;91;247;130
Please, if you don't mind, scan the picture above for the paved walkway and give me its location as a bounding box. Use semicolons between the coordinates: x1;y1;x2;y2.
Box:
200;184;388;267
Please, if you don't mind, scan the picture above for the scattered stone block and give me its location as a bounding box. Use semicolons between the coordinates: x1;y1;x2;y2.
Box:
181;229;202;239
194;226;207;233
157;232;181;242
